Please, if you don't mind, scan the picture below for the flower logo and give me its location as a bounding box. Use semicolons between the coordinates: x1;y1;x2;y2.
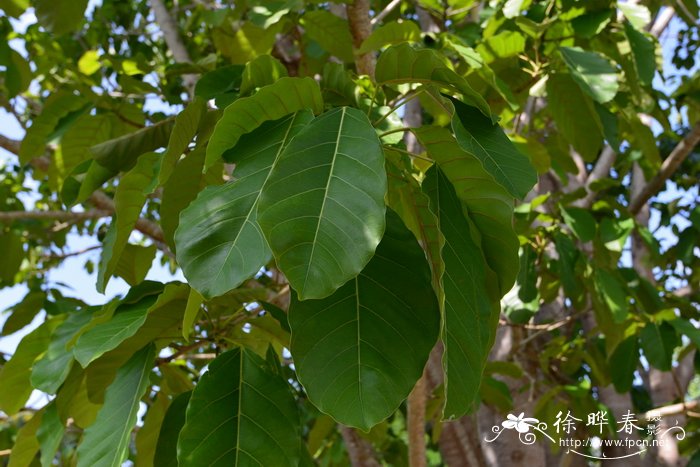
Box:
502;413;540;433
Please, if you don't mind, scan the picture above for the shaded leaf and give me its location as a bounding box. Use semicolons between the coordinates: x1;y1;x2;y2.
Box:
240;55;288;96
158;97;207;185
34;0;88;34
37;401;64;467
177;348;300;466
424;166;498;419
451;98;537;199
8;409;44;467
90;119;173;173
76;344;155;467
258;106;386;300
176;111;313;298
289;210;440;430
205;77;323;169
639;322;676;371
560;47;619;104
153;391;191;467
300;10;354;62
376;44;491;119
357;20;421;54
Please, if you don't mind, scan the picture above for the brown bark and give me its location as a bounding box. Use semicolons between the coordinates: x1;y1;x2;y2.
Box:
347;0;375;78
407;374;427;467
150;0;197;94
339;425;381;467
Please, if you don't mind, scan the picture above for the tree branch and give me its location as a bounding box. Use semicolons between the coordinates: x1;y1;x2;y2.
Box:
347;0;376;78
0;210;110;222
339;425;380;466
371;0;401;26
629;121;700;214
642;399;698;421
150;0;197;94
0;134;21;155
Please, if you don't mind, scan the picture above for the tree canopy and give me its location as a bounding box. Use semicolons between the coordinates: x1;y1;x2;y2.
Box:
0;0;699;466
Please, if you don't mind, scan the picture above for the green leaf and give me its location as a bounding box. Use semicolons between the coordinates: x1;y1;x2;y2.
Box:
375;44;491;119
213;22;278;64
76;344;155;467
58;113;115;183
517;244;538;302
34;0;88;34
258;106;387;300
8;408;44;467
594;269;629;324
31;309;92;394
0;229;23;284
1;290;46;336
158;97;207;185
450;98;537;199
161;147;223;249
624;22;655;87
182;288;203;340
546;73;604;161
475;30;526;63
61;158;116;206
154;391;191;467
669;318;700;349
0;319;59;414
240;55;288;96
617;2;651;29
357;20;421;54
0;43;31;97
177;348;300;466
300;10;354;62
194;64;244;103
205;77;323;170
560;205;596;242
176;111;313;299
413;126;519;296
37;401;64;467
560;47;619;104
96;152;159;293
114;244;157;286
424;166;498;419
639;322;676;371
19;91;91;164
0;0;28;17
73;294;158;367
609;336;638;393
135;393;170;467
77;50;101;75
385;151;444;301
90;118;174;173
289;210;440;430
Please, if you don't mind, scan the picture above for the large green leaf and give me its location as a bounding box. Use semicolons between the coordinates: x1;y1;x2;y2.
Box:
31;309;92;394
375;43;491;119
624;22;655;87
176;111;313;299
73;294;159;367
34;0;87;34
0;319;59;414
300;10;354;62
450;98;536;200
609;336;638;393
154;391;191;467
1;290;46;336
135;393;170;467
58;114;115;182
560;47;619;104
257;106;387;300
424;166;498;419
61;158;116;206
413;126;519;295
205;77;323;170
546;72;604;161
289;210;440;430
76;344;155;467
19;91;91;164
114;244;157;286
96;152;159;293
357;20;421;54
0;230;23;283
177;348;300;466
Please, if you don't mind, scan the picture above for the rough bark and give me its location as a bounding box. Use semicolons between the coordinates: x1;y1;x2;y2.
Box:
339;426;381;467
407;374;427;467
347;0;375;77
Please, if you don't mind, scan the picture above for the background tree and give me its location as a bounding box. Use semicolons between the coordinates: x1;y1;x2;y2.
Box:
0;0;699;466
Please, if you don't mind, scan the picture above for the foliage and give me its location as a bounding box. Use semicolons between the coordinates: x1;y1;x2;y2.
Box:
0;0;698;465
